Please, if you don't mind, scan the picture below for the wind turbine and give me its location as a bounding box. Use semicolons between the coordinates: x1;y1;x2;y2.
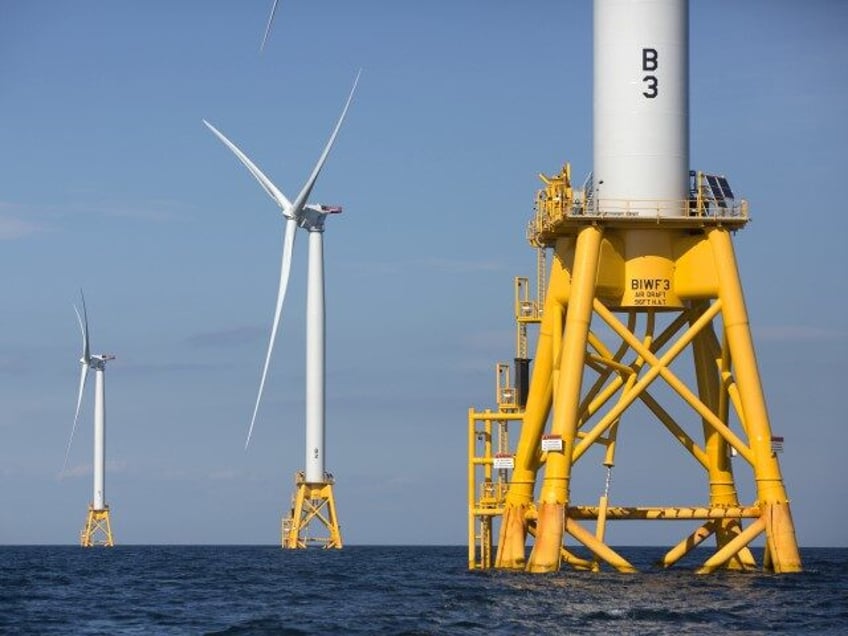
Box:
63;290;116;547
203;70;360;548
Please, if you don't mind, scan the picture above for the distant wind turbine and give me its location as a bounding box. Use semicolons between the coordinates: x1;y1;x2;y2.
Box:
203;71;359;548
64;290;116;546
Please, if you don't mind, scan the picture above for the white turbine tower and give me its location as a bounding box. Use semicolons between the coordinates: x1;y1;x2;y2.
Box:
204;70;359;549
63;290;116;547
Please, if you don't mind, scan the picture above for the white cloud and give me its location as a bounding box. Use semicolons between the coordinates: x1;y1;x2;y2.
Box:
93;200;189;222
0;198;190;238
0;215;45;240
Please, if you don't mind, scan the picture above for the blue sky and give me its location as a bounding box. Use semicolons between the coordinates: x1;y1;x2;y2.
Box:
0;1;846;547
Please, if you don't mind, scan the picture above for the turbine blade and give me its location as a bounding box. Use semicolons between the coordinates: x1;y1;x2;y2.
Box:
246;216;298;448
203;119;294;216
290;70;361;216
63;363;89;474
260;0;279;52
74;290;90;363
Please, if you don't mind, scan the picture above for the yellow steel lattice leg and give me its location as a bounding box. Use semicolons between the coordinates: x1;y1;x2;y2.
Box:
692;320;756;571
283;472;342;549
707;228;801;573
495;258;565;570
528;226;603;574
80;505;114;547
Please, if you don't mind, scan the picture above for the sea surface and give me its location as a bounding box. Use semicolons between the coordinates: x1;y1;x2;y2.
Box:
1;545;845;635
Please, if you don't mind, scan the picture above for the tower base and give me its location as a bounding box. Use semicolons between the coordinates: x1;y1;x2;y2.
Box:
281;472;343;549
80;505;114;547
469;166;802;573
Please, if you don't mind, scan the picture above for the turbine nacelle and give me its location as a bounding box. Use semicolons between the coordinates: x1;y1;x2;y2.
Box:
87;354;116;370
306;204;343;215
300;204;343;231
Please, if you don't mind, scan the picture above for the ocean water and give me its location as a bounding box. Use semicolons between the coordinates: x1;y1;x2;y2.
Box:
1;546;845;635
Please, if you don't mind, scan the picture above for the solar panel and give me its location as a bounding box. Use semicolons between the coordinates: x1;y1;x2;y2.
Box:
717;176;734;200
706;175;727;207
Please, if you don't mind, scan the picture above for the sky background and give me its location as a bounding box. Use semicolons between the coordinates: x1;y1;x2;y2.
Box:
1;1;846;547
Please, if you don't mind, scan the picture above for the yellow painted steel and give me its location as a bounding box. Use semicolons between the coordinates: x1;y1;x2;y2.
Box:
80;506;114;547
706;228;801;573
496;363;516;410
697;516;766;574
565;517;636;573
493;263;563;570
282;472;342;549
468;409;523;569
590;299;756;466
567;505;761;520
692;317;757;570
660;522;716;568
528;226;603;573
468;165;801;574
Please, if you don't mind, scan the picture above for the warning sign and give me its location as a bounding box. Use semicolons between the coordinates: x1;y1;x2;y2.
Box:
493;454;514;470
541;434;563;452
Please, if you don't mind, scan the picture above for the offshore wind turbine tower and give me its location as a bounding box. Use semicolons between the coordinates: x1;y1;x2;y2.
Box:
65;291;116;547
205;72;359;549
468;0;802;574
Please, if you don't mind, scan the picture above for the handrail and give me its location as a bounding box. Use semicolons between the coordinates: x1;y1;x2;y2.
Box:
528;164;748;246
